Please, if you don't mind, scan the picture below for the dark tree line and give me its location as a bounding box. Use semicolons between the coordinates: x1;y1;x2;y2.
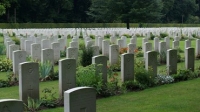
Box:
0;0;199;24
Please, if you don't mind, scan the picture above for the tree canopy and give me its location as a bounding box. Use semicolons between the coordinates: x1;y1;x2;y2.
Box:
0;0;199;23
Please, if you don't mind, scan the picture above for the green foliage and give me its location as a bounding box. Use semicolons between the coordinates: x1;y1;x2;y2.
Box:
135;60;155;88
41;87;58;108
150;33;156;40
123;34;131;38
0;58;13;72
160;33;168;38
172;69;198;82
155;75;174;85
136;51;143;57
0;44;6;55
76;64;103;93
90;34;95;39
158;51;166;64
0;72;16;88
80;47;93;67
12;37;20;45
39;61;53;81
104;34;111;38
24;97;42;112
122;81;145;91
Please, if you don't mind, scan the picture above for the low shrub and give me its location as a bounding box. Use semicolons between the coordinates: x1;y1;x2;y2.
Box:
135;51;143;57
160;33;168;38
39;61;53;81
150;33;155;40
12;37;20;45
135;60;155;88
122;81;145;91
80;46;93;67
0;58;13;72
76;64;103;93
0;44;6;55
90;34;95;39
172;69;198;82
155;75;174;85
123;34;131;38
104;34;111;38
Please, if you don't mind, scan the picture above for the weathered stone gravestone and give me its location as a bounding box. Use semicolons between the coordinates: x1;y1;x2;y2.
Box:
98;37;103;51
127;43;136;54
121;53;134;82
9;44;19;60
51;42;60;63
167;49;177;75
117;39;124;49
91;46;99;56
86;40;95;49
130;37;137;45
31;43;41;61
20;38;26;50
4;38;12;45
41;39;51;49
70;41;79;49
13;50;26;78
59;59;76;98
164;37;170;49
64;87;96;112
0;99;24;112
92;55;107;83
172;41;179;49
145;51;157;77
34;37;41;44
154;37;159;52
6;41;15;58
196;39;200;56
159;41;167;54
58;38;66;51
185;47;195;71
25;40;33;56
110;36;117;44
102;40;109;57
144;42;152;59
121;36;127;47
142;38;148;51
185;39;191;49
109;45;119;65
19;62;39;104
66;47;78;61
41;48;54;65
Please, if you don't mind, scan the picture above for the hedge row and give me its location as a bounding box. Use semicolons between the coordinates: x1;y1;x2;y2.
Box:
0;23;200;29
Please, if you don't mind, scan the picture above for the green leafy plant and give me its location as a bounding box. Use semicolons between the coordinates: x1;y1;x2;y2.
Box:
41;87;59;108
135;60;155;88
158;51;166;64
136;51;144;57
123;34;131;38
0;44;6;55
150;33;155;40
60;46;66;58
80;46;93;67
160;33;168;38
12;37;20;45
0;58;13;72
39;61;53;81
172;69;198;82
24;97;42;112
104;34;111;38
122;81;144;91
90;34;95;39
155;75;174;85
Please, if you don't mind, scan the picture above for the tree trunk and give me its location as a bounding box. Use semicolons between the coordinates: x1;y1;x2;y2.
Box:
126;20;130;29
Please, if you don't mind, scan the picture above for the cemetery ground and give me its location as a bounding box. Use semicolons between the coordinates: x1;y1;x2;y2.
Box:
0;33;200;112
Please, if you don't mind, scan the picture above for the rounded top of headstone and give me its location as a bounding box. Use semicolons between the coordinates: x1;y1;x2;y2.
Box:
64;87;95;94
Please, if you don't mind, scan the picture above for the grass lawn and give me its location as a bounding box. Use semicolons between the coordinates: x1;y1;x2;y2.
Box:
0;36;200;111
41;78;200;112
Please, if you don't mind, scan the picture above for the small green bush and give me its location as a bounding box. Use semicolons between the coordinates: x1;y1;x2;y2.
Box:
160;33;168;38
0;44;6;55
39;61;53;81
136;51;143;57
150;33;155;40
123;34;131;38
90;34;95;39
80;46;93;67
122;81;145;91
104;34;111;38
172;69;198;82
134;60;155;88
0;58;13;72
155;75;174;85
12;37;20;45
